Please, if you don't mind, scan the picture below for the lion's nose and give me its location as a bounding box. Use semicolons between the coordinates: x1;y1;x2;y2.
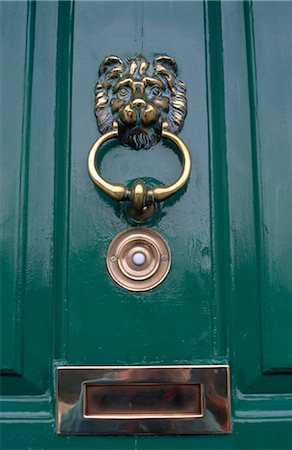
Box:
131;98;146;112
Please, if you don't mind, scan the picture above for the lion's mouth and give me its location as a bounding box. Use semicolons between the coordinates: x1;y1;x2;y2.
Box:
118;125;161;150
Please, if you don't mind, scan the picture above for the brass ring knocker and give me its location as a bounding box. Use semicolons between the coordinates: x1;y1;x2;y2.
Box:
88;122;191;220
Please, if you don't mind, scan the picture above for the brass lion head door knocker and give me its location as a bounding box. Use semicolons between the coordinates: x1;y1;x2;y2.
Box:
95;55;187;149
88;55;191;291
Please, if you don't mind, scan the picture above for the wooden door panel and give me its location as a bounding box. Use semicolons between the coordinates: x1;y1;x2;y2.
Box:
68;0;214;365
0;1;57;397
222;0;292;396
1;1;28;375
251;2;292;372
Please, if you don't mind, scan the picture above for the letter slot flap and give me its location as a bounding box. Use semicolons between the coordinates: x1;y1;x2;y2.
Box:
56;365;231;435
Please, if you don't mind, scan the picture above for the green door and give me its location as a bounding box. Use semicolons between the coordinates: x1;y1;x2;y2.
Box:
1;1;292;448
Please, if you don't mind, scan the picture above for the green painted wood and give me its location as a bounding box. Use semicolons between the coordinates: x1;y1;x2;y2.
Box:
0;0;28;374
221;0;292;395
53;0;74;362
68;0;213;366
221;0;268;396
1;419;292;450
250;2;292;372
1;1;292;449
0;0;57;397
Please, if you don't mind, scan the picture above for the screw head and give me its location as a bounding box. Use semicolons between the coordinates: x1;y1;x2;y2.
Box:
110;255;117;262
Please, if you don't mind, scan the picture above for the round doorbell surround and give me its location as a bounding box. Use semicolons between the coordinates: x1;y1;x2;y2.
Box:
106;228;171;291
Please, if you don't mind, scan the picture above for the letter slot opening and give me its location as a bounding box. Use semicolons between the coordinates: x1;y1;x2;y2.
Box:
83;383;203;419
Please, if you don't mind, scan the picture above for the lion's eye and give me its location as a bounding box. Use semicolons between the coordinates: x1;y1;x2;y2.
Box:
117;87;130;98
150;86;162;97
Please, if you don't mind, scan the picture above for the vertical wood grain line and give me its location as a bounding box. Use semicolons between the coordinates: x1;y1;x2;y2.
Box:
204;1;230;359
243;1;264;371
52;0;75;361
15;1;36;374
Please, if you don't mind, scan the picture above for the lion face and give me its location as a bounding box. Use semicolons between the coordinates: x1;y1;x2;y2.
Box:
95;55;187;149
